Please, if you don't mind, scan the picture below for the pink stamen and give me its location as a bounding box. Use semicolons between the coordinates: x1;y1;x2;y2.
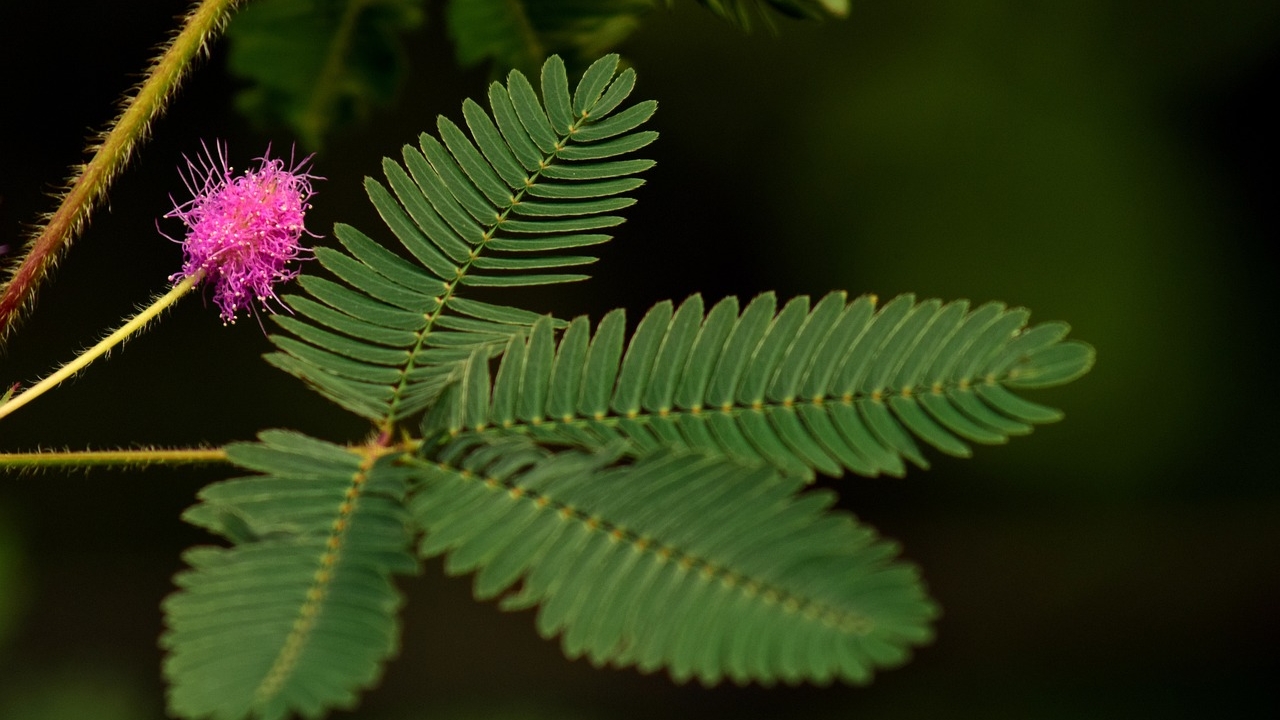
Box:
163;141;319;324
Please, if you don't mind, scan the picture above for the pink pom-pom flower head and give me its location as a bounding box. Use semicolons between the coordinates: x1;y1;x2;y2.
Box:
164;142;318;324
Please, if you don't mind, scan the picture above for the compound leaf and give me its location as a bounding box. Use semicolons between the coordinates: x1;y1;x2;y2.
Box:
409;439;935;685
268;54;655;428
162;431;417;720
427;293;1095;479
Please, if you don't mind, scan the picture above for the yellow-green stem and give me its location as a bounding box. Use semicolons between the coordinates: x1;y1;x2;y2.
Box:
0;447;228;472
0;273;200;422
0;0;244;342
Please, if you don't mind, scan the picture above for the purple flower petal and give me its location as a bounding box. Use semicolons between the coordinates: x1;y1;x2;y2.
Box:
165;142;318;324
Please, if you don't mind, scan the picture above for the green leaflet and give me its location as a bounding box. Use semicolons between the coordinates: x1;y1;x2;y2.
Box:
424;293;1096;479
267;54;656;427
409;439;935;685
162;431;418;720
227;0;425;150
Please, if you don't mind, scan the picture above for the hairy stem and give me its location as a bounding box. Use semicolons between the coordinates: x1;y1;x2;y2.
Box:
0;273;199;422
0;447;228;472
0;437;415;473
0;0;244;343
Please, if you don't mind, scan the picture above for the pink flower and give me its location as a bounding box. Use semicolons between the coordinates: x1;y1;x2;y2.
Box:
165;142;318;324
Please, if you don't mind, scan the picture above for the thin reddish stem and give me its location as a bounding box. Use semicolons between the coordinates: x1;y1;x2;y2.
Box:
0;0;244;343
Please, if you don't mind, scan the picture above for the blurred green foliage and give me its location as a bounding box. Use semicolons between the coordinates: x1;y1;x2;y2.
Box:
447;0;651;77
227;0;425;149
0;664;155;720
228;0;851;148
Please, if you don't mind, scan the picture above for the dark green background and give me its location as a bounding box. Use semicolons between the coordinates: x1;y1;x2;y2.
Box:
1;1;1277;718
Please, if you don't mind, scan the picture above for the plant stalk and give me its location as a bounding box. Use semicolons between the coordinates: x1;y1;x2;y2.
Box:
0;0;243;343
0;273;200;422
0;447;228;472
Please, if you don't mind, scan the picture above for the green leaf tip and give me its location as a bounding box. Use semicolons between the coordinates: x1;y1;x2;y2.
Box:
1004;339;1096;389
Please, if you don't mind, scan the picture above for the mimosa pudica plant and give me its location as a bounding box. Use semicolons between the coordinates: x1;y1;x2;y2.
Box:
0;3;1094;719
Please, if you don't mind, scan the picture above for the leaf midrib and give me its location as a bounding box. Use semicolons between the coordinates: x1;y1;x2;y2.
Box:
379;105;600;431
419;456;877;637
249;443;379;709
476;373;1024;432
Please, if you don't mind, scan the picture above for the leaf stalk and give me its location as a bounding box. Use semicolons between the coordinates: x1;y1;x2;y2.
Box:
0;446;228;472
0;273;200;423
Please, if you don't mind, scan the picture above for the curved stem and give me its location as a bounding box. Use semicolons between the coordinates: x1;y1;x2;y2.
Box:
0;273;200;423
0;0;244;343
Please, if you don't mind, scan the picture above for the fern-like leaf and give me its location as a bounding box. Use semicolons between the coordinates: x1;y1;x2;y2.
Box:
425;292;1095;479
162;431;417;720
267;54;656;426
409;438;935;685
